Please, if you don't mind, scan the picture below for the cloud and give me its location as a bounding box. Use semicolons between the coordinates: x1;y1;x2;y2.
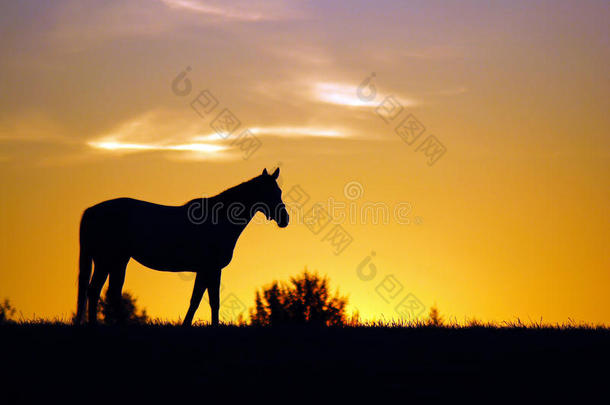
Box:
86;109;233;160
40;1;175;53
0;109;231;164
250;126;346;138
89;140;226;154
86;109;353;161
159;0;304;21
313;82;378;107
311;82;419;109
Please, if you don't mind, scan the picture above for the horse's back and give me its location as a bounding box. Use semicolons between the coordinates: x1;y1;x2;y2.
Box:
85;197;184;218
80;198;188;256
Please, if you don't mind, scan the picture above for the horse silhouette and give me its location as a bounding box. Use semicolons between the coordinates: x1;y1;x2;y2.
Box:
75;168;288;326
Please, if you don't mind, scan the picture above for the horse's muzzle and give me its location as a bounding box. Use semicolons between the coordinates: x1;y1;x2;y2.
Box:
277;206;289;228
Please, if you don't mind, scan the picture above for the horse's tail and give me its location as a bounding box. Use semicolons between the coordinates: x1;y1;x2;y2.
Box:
75;208;93;324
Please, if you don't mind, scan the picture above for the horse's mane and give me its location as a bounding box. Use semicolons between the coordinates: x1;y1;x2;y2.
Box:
186;175;262;206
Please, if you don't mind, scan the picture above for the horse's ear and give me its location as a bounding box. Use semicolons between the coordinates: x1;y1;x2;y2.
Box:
262;168;269;176
271;167;280;179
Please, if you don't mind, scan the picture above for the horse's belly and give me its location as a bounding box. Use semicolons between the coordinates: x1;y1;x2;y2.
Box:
130;241;201;272
131;244;232;272
131;254;194;272
123;211;235;271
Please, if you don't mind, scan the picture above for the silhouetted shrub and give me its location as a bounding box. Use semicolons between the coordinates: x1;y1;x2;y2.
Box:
427;304;444;327
249;269;348;326
99;290;149;325
0;299;16;324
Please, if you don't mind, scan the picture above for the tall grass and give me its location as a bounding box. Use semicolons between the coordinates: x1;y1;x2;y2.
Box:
2;316;607;330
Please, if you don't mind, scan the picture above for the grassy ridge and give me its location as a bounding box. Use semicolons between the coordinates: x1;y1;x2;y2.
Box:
1;322;608;401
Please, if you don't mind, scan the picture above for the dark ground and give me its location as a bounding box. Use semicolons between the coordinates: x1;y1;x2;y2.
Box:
0;324;607;402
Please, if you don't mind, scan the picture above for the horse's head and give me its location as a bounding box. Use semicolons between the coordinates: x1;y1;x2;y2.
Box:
257;168;289;228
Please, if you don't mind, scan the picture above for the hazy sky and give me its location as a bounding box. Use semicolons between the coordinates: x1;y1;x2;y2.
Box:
1;0;608;324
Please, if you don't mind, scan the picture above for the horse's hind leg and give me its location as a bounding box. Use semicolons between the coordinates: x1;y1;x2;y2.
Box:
106;258;129;324
87;263;109;324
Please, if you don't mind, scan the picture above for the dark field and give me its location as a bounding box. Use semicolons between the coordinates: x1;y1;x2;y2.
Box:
1;323;607;402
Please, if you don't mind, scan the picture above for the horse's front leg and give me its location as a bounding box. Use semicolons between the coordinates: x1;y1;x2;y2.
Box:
183;272;207;327
207;269;221;326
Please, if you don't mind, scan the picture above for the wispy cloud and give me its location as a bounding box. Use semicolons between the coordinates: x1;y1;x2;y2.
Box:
313;82;378;107
250;126;346;138
86;110;231;160
160;0;303;21
312;82;419;108
86;109;352;161
89;140;226;154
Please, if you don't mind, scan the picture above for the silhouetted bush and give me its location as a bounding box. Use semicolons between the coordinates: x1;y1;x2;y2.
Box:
249;269;348;326
427;304;444;327
99;290;149;325
0;299;16;324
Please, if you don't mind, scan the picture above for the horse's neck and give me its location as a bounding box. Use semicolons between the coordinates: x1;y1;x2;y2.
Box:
211;192;258;251
218;185;260;228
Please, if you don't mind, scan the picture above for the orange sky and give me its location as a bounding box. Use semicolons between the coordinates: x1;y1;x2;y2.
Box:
0;0;608;324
